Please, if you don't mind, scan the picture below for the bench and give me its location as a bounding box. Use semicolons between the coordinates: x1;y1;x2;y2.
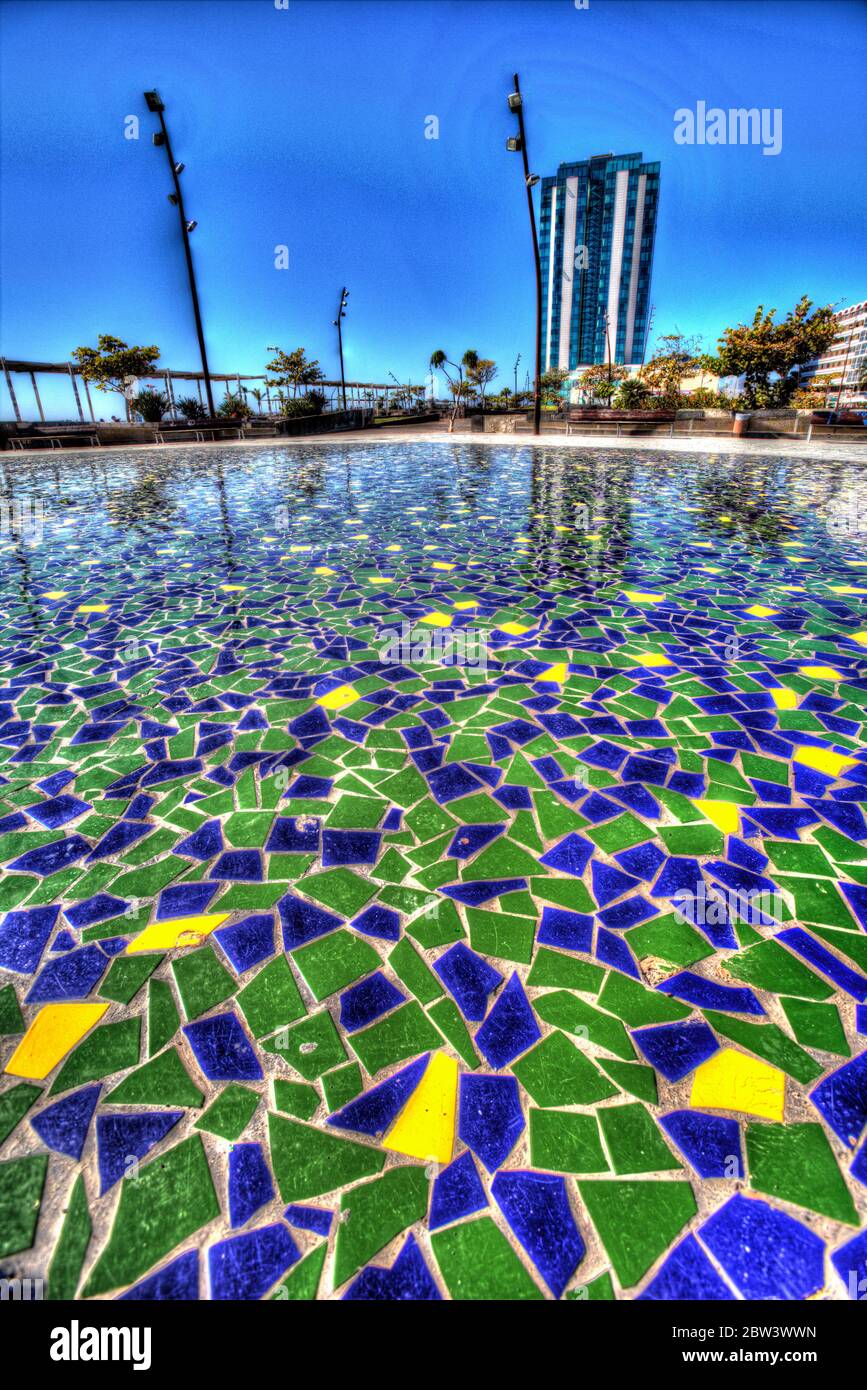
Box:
153;426;243;443
8;434;102;450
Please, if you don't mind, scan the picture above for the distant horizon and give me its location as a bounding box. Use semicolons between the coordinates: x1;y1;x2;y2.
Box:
1;0;865;418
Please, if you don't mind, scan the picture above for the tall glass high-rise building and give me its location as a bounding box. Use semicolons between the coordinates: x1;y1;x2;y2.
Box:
540;153;660;372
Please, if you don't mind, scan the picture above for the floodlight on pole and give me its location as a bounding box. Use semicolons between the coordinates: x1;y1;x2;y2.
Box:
143;89;215;419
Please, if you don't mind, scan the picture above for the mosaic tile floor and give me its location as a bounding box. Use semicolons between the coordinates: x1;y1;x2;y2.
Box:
1;441;866;1302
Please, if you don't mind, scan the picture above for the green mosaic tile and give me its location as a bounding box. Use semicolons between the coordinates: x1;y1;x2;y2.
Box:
333;1166;428;1287
513;1029;619;1106
597;1103;682;1174
83;1135;219;1296
0;1153;48;1259
431;1217;544;1300
779;997;850;1055
292;929;380;1001
105;1048;204;1107
268;1112;384;1202
237;955;306;1036
47;1174;91;1300
529;1108;610;1173
194;1084;261;1140
272;1078;320;1120
746;1122;859;1225
262;1010;346;1080
147;977;180;1056
578;1180;698;1288
172;945;237;1020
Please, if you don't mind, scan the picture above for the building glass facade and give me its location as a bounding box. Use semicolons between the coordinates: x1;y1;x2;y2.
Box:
540;153;660;371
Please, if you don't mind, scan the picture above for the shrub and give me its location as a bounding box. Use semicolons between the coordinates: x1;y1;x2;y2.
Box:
218;393;252;419
175;395;207;422
132;389;168;422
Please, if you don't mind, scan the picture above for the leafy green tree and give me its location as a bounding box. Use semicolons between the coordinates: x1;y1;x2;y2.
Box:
577;363;617;403
639;334;702;404
72;335;161;419
265;347;324;398
715;297;837;408
539;367;570;407
430;349;466;429
466;357;497;408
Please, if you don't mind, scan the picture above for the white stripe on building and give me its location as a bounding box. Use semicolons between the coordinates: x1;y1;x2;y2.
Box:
558;177;579;371
605;169;630;363
545;184;558;372
623;172;646;363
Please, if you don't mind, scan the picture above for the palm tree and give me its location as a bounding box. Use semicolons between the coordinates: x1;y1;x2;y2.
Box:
249;387;265;414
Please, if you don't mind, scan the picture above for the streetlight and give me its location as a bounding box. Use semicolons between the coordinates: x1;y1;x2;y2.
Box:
143;89;215;419
333;287;349;411
513;352;521;397
506;74;542;435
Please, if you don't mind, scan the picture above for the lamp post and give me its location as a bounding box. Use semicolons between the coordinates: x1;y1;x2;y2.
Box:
143;90;215;420
333;287;349;410
513;352;521;398
507;74;542;436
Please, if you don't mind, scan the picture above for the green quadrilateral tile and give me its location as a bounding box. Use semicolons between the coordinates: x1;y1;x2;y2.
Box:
779;997;849;1056
333;1166;429;1287
291;929;380;1001
746;1121;859;1225
268;1112;385;1202
83;1135;219;1296
597;1103;682;1174
512;1030;619;1107
0;1153;48;1258
432;1217;543;1300
237;955;306;1037
578;1180;697;1289
148;978;180;1056
194;1084;261;1140
529;1109;609;1173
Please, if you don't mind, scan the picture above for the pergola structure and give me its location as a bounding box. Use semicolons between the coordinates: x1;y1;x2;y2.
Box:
0;358;428;423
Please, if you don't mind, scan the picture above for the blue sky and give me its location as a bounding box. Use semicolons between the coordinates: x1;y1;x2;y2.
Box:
1;0;865;417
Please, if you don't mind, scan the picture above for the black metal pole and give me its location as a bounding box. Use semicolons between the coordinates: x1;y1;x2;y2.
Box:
511;75;542;436
336;287;348;410
146;94;216;419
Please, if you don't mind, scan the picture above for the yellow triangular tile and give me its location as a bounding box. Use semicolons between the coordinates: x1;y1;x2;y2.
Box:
621;590;665;605
5;1003;109;1079
316;683;357;709
541;663;569;683
689;1048;785;1121
419;611;453;627
743;604;780;618
126;914;229;955
632;651;674;668
383;1052;457;1165
693;798;740;834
